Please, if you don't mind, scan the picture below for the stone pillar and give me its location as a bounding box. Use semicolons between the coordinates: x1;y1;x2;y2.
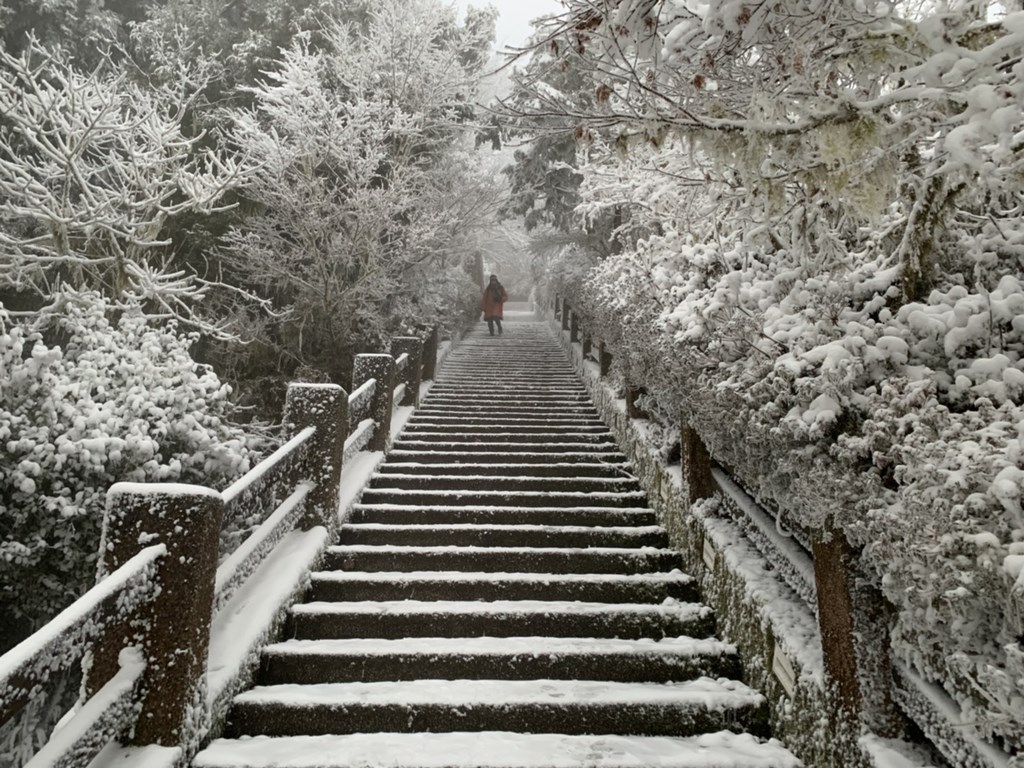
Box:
681;416;714;505
473;253;485;288
582;334;592;359
812;527;864;719
554;294;561;320
86;484;224;749
570;311;580;343
353;354;396;452
561;301;571;332
421;327;440;381
599;340;612;377
391;336;423;407
284;383;346;532
626;386;648;419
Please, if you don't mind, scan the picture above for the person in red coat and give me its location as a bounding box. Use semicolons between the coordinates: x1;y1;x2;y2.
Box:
481;274;508;336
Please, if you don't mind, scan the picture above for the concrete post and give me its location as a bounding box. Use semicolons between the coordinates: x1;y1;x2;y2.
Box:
421;327;440;381
284;383;346;532
626;386;648;419
391;336;423;407
599;340;612;377
86;484;224;749
681;415;714;505
554;294;561;320
812;528;864;719
570;311;580;343
353;354;396;452
582;333;592;359
561;301;571;332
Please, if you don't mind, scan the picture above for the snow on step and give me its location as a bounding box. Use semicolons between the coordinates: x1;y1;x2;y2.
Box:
226;677;767;737
258;636;740;685
195;731;801;768
307;568;698;603
338;523;667;549
288;598;714;640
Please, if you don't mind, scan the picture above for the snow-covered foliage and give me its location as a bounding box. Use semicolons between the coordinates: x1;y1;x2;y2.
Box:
0;293;257;638
0;40;247;336
516;0;1024;754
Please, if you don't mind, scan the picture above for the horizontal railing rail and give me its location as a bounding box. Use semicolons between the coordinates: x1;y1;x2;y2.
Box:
1;323;452;768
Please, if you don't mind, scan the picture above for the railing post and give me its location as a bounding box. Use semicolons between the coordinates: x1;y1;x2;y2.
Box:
626;385;648;419
353;354;396;451
570;311;580;343
284;383;346;532
391;336;423;407
812;527;864;721
680;414;714;505
85;484;224;750
582;332;592;359
561;301;571;332
421;327;439;381
599;340;612;376
554;294;561;319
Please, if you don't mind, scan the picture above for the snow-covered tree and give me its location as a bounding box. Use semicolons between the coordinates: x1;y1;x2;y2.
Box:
219;0;499;383
0;40;248;336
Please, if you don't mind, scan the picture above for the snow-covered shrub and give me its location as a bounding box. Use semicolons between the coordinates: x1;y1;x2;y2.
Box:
0;293;258;645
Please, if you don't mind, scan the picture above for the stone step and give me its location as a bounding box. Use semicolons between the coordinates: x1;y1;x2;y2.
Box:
398;431;615;443
225;678;766;738
348;504;657;527
384;450;629;465
307;570;698;603
323;545;684;574
195;731;802;768
339;523;667;548
288;599;714;640
406;417;606;428
258;636;739;684
364;473;640;494
403;423;610;435
356;489;646;508
375;462;632;478
390;441;622;454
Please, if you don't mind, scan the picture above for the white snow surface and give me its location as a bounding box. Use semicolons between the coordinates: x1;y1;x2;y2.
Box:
291;598;709;619
328;545;672;555
234;676;763;708
87;744;180;768
311;570;692;584
207;527;329;715
859;734;938;768
264;635;735;657
336;450;385;525
193;731;802;768
341;523;665;535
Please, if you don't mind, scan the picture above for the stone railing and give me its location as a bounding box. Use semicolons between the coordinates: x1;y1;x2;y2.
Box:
0;327;450;768
546;293;1015;768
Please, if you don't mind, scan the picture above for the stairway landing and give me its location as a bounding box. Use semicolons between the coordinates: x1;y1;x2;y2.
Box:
193;316;800;768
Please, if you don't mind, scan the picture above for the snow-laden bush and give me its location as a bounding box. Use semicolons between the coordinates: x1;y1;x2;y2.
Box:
0;293;258;644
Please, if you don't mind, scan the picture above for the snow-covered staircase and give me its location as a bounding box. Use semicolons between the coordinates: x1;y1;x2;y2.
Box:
194;317;800;768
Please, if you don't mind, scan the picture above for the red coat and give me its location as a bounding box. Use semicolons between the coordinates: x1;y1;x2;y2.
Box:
481;285;508;319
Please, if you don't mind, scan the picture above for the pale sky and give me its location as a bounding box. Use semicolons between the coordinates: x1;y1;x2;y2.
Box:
451;0;564;50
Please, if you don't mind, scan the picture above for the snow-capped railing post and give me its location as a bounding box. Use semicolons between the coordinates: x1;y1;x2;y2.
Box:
680;415;714;505
283;383;347;533
85;483;224;750
553;294;561;319
421;326;440;381
353;354;396;451
582;332;592;359
391;336;423;407
561;301;571;332
570;310;580;343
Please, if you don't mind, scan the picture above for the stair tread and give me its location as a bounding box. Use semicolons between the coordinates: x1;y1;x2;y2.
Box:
342;524;662;534
311;570;691;583
291;598;710;620
233;677;763;709
328;544;672;555
195;731;801;768
264;636;734;657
